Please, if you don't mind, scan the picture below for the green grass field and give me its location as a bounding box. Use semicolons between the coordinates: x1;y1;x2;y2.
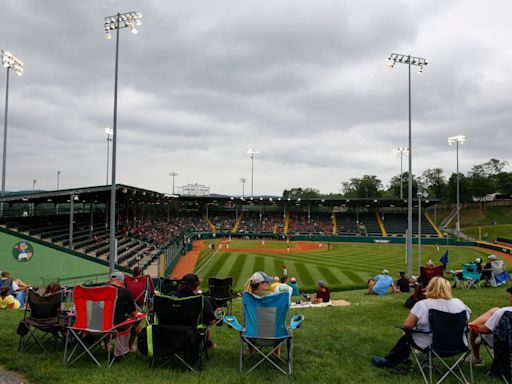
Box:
1;288;510;384
463;224;512;242
194;240;497;292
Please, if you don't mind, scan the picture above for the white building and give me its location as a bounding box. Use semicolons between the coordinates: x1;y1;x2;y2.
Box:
178;183;210;196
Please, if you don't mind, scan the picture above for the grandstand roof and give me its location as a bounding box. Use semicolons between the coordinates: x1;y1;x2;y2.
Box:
0;184;440;209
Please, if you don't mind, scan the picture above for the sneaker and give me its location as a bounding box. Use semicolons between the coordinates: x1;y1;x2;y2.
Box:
371;356;392;368
465;355;484;366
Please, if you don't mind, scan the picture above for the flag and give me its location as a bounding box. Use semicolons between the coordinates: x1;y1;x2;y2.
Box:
440;250;449;265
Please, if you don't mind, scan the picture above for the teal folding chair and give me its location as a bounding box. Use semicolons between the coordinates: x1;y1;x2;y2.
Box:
461;263;481;289
225;292;304;375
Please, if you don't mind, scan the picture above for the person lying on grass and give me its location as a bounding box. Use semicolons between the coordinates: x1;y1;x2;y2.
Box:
371;277;471;369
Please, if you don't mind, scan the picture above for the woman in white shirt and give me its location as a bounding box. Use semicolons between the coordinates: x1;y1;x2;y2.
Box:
372;277;471;368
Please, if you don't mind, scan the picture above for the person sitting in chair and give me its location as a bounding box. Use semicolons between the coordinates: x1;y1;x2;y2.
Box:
0;271;30;308
244;272;273;297
167;273;217;347
372;277;471;369
467;286;512;366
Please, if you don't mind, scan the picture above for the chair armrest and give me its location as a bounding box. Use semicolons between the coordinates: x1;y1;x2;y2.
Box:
224;315;244;332
289;315;304;330
394;325;431;334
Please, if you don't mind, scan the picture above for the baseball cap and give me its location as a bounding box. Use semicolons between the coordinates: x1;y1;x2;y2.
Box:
180;273;200;286
250;271;273;284
317;280;326;288
383;269;389;275
110;272;125;282
488;255;497;261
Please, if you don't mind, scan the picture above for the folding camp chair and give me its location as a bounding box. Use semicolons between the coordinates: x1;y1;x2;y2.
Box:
419;266;444;287
139;294;209;372
18;290;68;354
402;309;472;384
63;285;144;368
461;263;481;289
125;274;154;312
158;277;180;295
206;277;234;316
225;292;304;375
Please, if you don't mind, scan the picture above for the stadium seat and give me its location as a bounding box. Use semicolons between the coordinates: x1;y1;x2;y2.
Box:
225;292;304;375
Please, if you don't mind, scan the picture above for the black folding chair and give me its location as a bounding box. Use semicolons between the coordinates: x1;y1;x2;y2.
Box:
206;277;234;316
138;294;209;372
18;290;68;354
403;309;472;384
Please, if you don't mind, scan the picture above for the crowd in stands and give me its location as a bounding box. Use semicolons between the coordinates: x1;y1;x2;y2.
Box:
287;213;332;235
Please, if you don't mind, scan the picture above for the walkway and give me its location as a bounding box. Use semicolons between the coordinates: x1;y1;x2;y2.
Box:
0;366;26;384
169;240;203;278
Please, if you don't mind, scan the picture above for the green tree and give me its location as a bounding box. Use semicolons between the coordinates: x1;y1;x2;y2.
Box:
282;187;321;199
386;172;418;199
447;173;472;203
342;175;383;198
418;168;447;199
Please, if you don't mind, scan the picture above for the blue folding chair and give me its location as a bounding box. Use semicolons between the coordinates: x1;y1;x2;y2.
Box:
225;292;304;375
461;263;481;289
495;271;509;287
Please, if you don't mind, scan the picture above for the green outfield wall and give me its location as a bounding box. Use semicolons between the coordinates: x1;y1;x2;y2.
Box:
0;227;122;286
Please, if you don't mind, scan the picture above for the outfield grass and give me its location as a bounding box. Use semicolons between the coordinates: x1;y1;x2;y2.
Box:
1;287;510;383
194;241;496;292
463;224;512;242
225;239;296;249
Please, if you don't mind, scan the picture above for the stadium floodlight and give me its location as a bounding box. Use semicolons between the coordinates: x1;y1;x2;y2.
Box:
240;177;246;198
246;149;260;198
1;50;24;217
448;135;465;241
105;127;113;185
32;179;37;191
387;52;427;278
169;172;178;194
104;11;142;275
417;190;428;272
57;170;61;190
393;146;409;199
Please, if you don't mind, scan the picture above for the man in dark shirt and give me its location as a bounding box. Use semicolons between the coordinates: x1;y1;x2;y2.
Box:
396;271;411;293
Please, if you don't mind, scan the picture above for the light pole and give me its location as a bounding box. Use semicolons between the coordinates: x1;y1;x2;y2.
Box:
104;11;142;275
417;190;428;272
32;179;37;191
246;149;260;198
240;177;246;198
1;50;23;217
448;135;465;241
57;171;61;190
169;172;178;194
387;52;428;277
393;146;409;199
105;127;113;185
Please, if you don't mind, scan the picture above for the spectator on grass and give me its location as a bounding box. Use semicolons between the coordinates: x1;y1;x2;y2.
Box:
0;286;20;309
310;280;330;304
0;271;29;308
396;272;410;293
466;286;512;365
168;273;217;348
272;276;293;302
244;271;273;297
270;276;281;292
371;277;471;369
368;270;396;295
109;272;140;352
288;277;299;296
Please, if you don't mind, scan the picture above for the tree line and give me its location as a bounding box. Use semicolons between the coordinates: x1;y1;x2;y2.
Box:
282;158;512;203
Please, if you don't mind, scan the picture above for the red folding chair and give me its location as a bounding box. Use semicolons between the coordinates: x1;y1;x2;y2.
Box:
63;285;144;368
124;274;154;312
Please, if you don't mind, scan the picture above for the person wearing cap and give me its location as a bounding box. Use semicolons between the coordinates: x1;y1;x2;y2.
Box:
167;273;217;347
270;276;281;292
368;269;397;296
244;271;273;297
467;287;512;365
310;280;330;304
272;276;293;303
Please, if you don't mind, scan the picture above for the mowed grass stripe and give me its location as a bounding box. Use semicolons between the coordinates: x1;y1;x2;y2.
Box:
253;255;265;273
294;262;315;287
316;266;342;285
340;270;366;285
226;254;247;287
198;252;229;278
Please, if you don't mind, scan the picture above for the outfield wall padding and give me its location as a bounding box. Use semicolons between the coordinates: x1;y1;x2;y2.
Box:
0;227;129;286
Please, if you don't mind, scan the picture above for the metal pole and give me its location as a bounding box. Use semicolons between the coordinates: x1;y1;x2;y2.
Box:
400;151;403;199
456;140;460;241
172;174;175;195
69;195;74;249
242;180;245;198
251;154;254;198
106;135;110;185
109;12;120;275
406;55;413;278
57;171;61;190
1;67;10;217
418;195;422;273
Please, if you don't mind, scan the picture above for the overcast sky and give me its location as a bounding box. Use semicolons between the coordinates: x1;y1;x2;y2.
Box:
1;0;511;196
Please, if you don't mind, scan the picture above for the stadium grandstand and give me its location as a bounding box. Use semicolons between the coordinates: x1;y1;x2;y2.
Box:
0;184;443;285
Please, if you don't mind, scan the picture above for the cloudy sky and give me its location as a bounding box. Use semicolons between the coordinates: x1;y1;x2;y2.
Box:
1;0;511;196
